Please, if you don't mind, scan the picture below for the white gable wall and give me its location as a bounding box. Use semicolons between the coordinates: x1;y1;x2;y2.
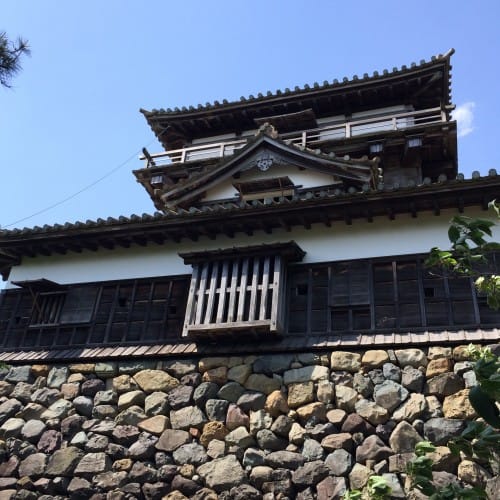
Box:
203;165;335;201
6;208;499;288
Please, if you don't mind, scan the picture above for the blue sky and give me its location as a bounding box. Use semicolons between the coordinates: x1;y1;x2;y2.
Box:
1;1;499;229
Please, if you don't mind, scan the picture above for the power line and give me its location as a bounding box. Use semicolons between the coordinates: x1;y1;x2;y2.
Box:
2;130;168;229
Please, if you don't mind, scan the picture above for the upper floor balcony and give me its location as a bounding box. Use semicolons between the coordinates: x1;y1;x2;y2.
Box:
140;106;451;168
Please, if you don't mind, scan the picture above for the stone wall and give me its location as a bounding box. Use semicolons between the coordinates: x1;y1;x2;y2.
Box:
0;345;497;499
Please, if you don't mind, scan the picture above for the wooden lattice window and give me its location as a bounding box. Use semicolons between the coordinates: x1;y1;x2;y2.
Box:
180;242;305;339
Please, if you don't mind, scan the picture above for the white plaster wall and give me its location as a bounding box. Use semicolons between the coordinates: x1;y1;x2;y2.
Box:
6;208;499;288
203;165;335;201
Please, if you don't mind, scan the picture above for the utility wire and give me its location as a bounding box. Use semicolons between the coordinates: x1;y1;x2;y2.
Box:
2;130;168;229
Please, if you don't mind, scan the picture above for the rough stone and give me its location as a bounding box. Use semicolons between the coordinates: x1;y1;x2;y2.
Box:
292;460;329;487
250;409;273;435
172;442;208;466
296;401;327;424
0;418;25;439
202;366;228;385
256;429;288;450
94;362;118;378
427;446;460;473
37;429;62;453
0;399;22;425
144;391;169;416
373;383;407;416
161;359;196;378
361;350;389;368
138;415;169;435
457;459;491;488
340;414;373;436
321;433;353;452
389;421;422;453
392;393;427;422
315;380;334;405
114;405;146;426
426;358;452;378
226;403;250;430
72;395;94;417
5;366;32;383
74;452;110;475
424;418;466;445
227;364;252;385
156;429;190;452
200;421;228;447
18;453;47;478
330;352;361;372
81;378;106;397
289;422;307;445
354;399;389;425
193;383;219;407
206;439;226;459
244;374;281;395
217;381;245;402
382;363;401;383
426;373;464;397
283;365;329;385
287;382;314;408
349;463;372;490
271;414;293;438
327;408;347;426
197;455;246;492
47;366;69;389
324;449;353;476
265;450;305;470
112;374;139;394
167;385;193;410
117;390;145;410
443;389;476;419
353;373;374;397
45;446;83;477
335;385;358;412
225;426;255;448
428;346;452;360
10;382;33;404
356;435;393;464
302;438;324;461
67;477;93;497
20;419;46;442
316;476;346;500
238;391;266;412
394;349;427;367
133;370;179;393
205;399;229;422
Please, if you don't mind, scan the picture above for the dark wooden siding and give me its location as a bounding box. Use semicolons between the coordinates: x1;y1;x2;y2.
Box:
1;253;500;352
0;275;190;350
287;253;500;336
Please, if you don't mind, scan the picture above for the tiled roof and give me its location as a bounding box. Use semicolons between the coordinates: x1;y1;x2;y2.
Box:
0;169;497;238
141;50;454;118
0;327;497;364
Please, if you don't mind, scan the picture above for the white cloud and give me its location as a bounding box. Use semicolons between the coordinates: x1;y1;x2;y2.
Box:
453;102;475;138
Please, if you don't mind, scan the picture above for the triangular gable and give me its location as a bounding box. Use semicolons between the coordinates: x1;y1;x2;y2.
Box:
161;127;380;208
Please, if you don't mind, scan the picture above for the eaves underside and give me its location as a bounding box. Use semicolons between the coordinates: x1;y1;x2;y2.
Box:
0;175;498;260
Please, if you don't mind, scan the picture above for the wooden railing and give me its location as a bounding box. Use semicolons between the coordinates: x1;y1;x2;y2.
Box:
141;107;448;167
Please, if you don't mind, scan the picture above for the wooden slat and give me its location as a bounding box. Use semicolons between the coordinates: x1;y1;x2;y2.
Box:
248;258;260;321
259;256;271;320
216;260;229;323
183;265;200;336
204;261;219;324
270;255;282;331
237;258;249;322
227;260;239;323
194;263;209;325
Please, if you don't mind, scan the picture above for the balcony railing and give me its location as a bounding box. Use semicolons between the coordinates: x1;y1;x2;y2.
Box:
141;107;448;167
